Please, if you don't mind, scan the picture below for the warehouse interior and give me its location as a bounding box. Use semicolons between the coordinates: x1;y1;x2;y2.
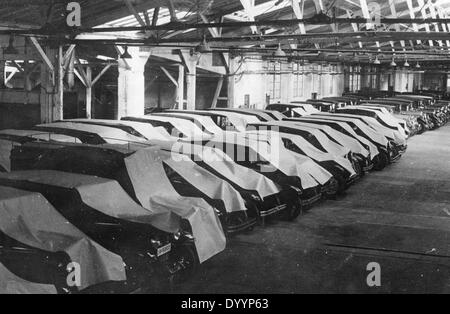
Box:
0;0;450;294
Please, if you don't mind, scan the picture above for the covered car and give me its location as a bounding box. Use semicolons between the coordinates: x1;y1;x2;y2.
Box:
12;141;253;235
282;117;381;169
0;170;199;283
0;262;57;294
150;113;224;135
122;115;209;139
62;119;172;141
308;113;399;164
244;126;357;191
281;120;372;172
266;103;320;117
335;107;408;143
162;110;249;132
10;144;226;263
156;140;299;222
207;108;279;122
34;122;149;145
182;133;328;208
0;185;126;293
0;129;82;172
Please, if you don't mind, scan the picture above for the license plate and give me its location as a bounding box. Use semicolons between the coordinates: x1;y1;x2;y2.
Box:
157;243;172;257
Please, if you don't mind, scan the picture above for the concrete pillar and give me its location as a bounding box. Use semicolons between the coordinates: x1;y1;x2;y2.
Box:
117;47;151;119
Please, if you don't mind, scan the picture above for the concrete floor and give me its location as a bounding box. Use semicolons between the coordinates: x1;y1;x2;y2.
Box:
173;125;450;294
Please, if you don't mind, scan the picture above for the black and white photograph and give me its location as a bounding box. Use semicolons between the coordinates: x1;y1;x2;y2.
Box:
0;0;449;300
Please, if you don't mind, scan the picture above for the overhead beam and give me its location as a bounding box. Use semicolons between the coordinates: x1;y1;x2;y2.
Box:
123;0;147;27
239;0;258;34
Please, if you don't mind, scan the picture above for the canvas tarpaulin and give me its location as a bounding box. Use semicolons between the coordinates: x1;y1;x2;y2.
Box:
199;133;330;189
160;140;282;199
251;131;356;176
0;171;181;234
289;122;370;158
0;263;57;294
63;119;172;141
10;143;226;262
0;185;127;291
242;132;333;188
158;150;247;213
311;114;389;146
124;147;226;263
35;122;149;145
290;118;380;158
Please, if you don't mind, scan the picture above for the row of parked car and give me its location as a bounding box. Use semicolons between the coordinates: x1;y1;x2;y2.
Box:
0;92;444;293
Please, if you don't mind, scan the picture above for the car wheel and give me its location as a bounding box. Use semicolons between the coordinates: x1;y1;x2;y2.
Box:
373;152;389;171
169;242;199;284
281;198;302;221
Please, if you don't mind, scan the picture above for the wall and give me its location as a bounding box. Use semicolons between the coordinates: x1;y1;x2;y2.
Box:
347;65;424;93
232;58;268;109
0;90;40;129
228;58;345;109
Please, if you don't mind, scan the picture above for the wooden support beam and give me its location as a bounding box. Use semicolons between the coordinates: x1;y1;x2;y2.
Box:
56;46;64;121
123;0;146;27
29;37;54;73
406;0;422;45
177;64;184;109
5;68;18;84
200;13;220;38
167;0;178;22
11;61;24;73
0;61;5;87
291;0;320;49
211;76;224;108
86;66;92;119
64;44;76;63
143;10;151;26
389;2;406;49
74;68;87;87
239;0;258;34
346;9;362;49
75;56;89;87
418;0;434;47
152;6;160;26
435;4;450;49
92;63;112;86
114;46;131;70
160;66;178;87
227;56;236;108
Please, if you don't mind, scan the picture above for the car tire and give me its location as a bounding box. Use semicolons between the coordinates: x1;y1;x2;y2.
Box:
373;152;389;171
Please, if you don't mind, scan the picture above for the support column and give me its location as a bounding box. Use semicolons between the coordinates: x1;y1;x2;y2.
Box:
186;66;197;111
0;61;5;88
39;46;63;123
117;47;151;119
177;64;185;109
86;66;92;119
227;55;237;108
